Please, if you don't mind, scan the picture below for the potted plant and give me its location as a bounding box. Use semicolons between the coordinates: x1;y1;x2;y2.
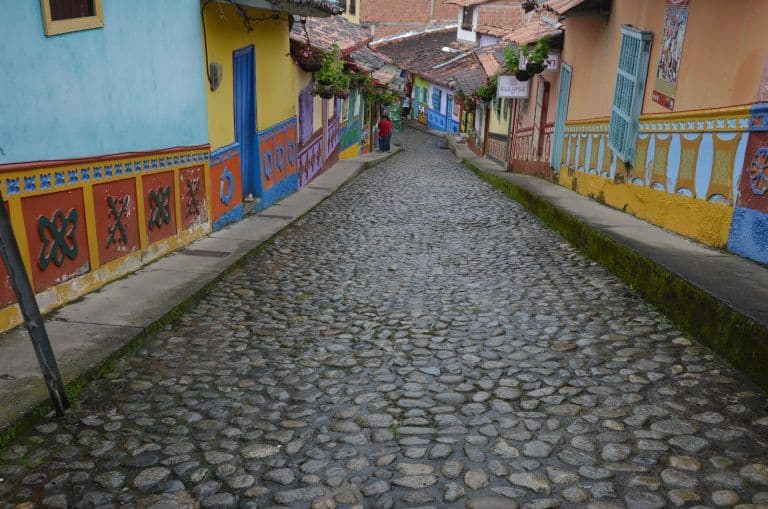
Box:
475;74;497;102
295;46;322;73
515;69;531;81
523;38;550;75
504;44;520;74
313;43;348;100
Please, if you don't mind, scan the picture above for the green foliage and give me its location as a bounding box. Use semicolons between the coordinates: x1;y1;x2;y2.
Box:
348;69;373;93
503;44;520;72
475;74;498;102
365;89;398;106
522;37;551;65
313;43;350;97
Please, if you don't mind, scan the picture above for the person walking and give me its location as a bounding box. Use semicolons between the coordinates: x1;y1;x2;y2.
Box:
402;96;411;120
378;114;393;152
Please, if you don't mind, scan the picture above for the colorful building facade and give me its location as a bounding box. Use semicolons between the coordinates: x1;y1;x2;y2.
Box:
551;0;768;262
202;2;301;221
0;0;211;332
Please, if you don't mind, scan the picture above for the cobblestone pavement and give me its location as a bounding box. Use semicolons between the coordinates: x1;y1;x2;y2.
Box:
2;129;768;509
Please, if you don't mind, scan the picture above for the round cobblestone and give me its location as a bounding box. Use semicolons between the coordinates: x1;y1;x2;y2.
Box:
1;129;768;508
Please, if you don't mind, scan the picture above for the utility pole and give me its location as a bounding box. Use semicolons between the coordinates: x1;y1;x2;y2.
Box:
0;198;69;415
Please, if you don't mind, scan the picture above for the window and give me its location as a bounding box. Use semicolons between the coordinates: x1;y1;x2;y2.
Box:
608;25;653;163
348;0;356;15
422;87;427;103
461;7;473;31
40;0;103;36
432;88;442;111
494;98;502;120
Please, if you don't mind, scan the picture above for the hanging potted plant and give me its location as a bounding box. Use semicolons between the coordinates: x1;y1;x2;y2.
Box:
295;46;322;73
504;44;520;74
313;43;346;100
475;74;498;103
523;38;550;75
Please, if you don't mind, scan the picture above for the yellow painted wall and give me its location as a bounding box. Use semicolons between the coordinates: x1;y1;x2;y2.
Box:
489;98;511;135
558;170;734;248
203;4;296;149
562;0;767;122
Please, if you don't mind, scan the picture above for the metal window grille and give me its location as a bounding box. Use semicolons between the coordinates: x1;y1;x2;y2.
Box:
608;25;653;163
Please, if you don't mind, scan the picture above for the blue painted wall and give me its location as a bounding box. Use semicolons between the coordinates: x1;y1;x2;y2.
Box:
0;0;208;164
427;108;448;131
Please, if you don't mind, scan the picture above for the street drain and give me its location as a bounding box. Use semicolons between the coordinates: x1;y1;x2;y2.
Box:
258;214;293;220
179;249;230;258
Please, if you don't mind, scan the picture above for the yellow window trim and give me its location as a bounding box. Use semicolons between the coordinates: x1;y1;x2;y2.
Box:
40;0;104;36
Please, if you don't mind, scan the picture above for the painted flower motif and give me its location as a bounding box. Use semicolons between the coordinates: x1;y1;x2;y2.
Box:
749;147;768;196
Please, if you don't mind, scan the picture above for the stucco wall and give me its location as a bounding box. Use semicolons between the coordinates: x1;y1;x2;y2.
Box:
562;0;767;122
203;3;296;150
0;0;208;164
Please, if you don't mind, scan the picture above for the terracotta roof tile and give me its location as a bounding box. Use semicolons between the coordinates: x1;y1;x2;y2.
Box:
349;47;393;72
476;24;510;38
290;15;372;54
444;0;496;6
543;0;585;14
419;51;487;94
502;12;562;44
269;0;342;16
372;29;470;74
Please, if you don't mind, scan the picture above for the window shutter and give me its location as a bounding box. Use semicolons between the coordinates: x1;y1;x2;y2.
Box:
608;25;653;163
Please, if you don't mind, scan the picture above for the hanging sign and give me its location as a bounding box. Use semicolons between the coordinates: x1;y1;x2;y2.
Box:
520;52;561;72
498;75;530;98
652;0;691;110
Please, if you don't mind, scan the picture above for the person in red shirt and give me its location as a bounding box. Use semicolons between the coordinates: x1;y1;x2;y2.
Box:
377;114;393;152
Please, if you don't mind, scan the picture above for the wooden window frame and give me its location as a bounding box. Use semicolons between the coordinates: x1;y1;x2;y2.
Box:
40;0;104;36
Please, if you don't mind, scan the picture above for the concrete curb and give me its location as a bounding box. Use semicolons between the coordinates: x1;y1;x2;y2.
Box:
444;134;768;392
0;148;402;449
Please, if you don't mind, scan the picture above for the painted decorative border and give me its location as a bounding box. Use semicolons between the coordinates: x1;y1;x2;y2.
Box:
2;147;210;199
211;142;240;165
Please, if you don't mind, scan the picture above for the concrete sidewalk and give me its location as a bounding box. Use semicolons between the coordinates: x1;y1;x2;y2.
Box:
0;148;401;436
446;133;768;390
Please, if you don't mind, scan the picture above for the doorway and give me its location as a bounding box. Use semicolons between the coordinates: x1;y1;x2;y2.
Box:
233;45;258;197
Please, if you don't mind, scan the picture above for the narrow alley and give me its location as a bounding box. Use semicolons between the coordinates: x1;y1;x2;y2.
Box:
1;129;767;508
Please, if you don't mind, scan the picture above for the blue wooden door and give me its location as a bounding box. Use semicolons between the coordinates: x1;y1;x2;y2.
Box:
550;62;572;172
234;45;258;197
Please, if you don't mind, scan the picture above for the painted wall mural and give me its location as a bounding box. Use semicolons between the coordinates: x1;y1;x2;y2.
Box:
298;130;324;189
509;124;555;179
0;145;211;332
427;108;447;131
258;117;299;210
210;143;244;231
558;107;751;248
728;103;768;264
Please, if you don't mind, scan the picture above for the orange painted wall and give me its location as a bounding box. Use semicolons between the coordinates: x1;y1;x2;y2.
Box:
562;0;768;122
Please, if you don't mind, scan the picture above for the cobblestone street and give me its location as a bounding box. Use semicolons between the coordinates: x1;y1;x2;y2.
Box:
3;128;768;509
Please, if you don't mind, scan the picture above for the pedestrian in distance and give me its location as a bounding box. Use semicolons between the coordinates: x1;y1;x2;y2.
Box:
402;96;411;120
378;114;393;152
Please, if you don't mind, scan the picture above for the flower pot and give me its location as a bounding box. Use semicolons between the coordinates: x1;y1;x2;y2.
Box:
515;69;531;82
300;61;322;73
316;83;334;99
335;90;349;99
526;61;544;75
319;89;334;99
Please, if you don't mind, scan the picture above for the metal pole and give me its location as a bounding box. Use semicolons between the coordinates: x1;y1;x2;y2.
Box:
0;198;69;415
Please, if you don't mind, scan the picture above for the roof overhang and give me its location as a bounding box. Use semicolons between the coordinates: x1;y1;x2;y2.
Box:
223;0;341;17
